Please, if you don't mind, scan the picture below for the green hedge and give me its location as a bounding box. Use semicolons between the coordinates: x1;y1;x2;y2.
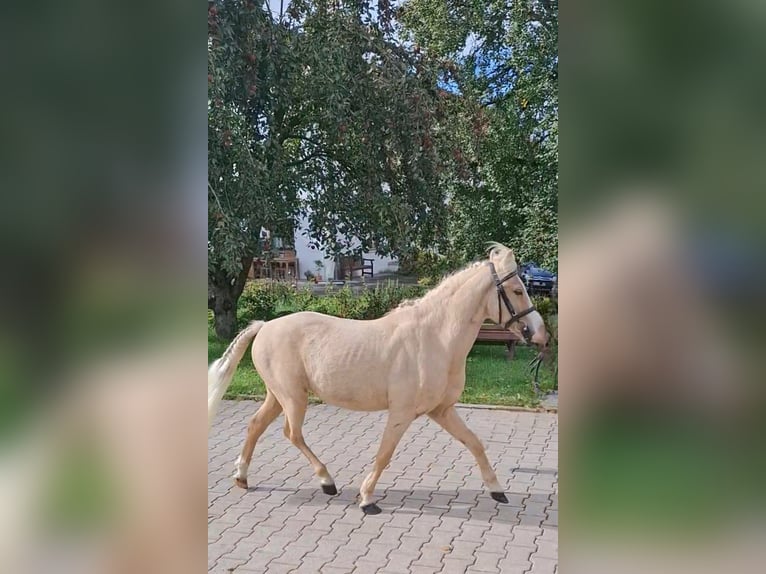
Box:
236;281;428;324
236;280;557;332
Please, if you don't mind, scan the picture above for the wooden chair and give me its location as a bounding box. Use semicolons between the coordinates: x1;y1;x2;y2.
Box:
339;255;374;279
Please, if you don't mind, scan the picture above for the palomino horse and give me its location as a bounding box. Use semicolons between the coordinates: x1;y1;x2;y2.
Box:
208;243;548;514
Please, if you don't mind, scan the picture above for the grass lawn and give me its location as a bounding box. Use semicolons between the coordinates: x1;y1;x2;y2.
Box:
209;326;556;408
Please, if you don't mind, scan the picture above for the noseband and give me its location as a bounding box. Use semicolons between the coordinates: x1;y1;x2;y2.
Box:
488;261;536;341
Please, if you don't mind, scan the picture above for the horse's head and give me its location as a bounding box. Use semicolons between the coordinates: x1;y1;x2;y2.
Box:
486;243;548;346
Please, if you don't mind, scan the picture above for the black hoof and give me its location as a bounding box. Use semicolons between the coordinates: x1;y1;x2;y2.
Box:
491;492;509;504
321;483;338;495
361;503;382;515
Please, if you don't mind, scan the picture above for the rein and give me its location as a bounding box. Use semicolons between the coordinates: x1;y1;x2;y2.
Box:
487;261;536;342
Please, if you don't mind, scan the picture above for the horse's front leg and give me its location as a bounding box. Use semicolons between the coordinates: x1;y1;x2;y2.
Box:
358;413;415;515
428;405;508;503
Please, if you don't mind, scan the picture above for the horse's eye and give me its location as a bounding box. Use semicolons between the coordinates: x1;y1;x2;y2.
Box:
513;288;523;296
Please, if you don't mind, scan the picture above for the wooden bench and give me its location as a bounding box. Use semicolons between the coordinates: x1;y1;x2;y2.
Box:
475;324;522;360
338;256;374;279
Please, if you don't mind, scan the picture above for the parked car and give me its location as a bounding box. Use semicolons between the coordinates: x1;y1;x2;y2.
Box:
520;262;557;295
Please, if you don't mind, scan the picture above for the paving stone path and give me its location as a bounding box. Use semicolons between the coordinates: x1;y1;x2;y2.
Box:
209;400;558;574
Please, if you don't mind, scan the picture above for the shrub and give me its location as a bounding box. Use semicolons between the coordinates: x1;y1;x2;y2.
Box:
404;250;462;284
236;280;428;325
236;280;558;327
531;295;557;319
272;298;302;318
293;286;314;310
358;281;426;319
531;295;557;339
238;281;297;323
333;285;356;318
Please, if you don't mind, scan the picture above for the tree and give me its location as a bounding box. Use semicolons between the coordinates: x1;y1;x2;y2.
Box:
208;0;456;339
400;0;558;270
208;1;298;339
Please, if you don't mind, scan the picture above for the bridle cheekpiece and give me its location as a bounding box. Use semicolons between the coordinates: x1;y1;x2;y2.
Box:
488;261;536;342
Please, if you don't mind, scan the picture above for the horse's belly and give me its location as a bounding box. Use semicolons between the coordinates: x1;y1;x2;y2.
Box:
321;394;388;412
308;375;389;411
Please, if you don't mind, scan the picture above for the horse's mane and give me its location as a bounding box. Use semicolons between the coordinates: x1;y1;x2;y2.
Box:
386;243;514;317
386;260;490;316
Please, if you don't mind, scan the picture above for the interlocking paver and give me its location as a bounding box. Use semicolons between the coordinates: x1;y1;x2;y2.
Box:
209;400;557;573
529;556;558;573
535;539;558;560
263;562;296;574
510;526;542;549
441;557;475;573
385;552;417;573
471;550;504;572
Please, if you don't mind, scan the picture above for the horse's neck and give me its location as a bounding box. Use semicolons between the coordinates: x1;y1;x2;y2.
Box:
425;265;492;355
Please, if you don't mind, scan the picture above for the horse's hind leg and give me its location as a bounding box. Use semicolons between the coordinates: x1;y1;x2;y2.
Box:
281;391;337;495
428;405;508;503
358;413;415;515
233;392;282;489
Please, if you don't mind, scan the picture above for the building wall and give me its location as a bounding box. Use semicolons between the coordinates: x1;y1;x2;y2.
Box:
293;217;398;280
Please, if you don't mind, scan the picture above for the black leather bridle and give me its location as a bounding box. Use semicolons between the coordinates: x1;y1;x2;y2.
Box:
488;261;536;342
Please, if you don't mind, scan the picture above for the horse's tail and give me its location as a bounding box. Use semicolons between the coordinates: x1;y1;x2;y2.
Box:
208;320;265;429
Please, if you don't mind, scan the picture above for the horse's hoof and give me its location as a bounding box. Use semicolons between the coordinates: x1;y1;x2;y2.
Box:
321;483;338;495
361;503;382;515
491;492;509;503
234;477;248;490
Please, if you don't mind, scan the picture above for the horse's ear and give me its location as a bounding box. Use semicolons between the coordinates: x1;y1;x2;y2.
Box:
486;242;503;258
501;248;518;268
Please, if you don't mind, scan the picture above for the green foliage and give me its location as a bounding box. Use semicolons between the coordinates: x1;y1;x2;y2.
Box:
209;0;558;334
531;295;557;353
531;295;557;322
234;280;553;343
356;282;427;319
400;250;462;284
208;0;459;277
531;294;557;386
400;0;558;270
236;280;426;325
237;281;299;322
291;4;455;258
208;2;297;278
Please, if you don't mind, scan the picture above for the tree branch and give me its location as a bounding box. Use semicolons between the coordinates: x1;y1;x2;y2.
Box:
281;133;325;147
286;149;327;167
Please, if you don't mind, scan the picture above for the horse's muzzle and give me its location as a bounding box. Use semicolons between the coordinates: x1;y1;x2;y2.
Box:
529;328;549;347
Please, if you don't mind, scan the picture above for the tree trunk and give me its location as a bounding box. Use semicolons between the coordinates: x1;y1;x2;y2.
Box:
211;288;238;340
209;257;252;341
